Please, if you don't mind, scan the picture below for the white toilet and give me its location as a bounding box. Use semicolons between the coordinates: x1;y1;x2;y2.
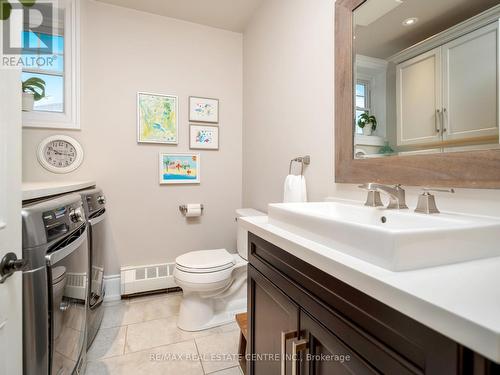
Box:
174;208;265;331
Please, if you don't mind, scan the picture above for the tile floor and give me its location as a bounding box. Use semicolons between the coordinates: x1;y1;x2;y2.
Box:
86;292;243;375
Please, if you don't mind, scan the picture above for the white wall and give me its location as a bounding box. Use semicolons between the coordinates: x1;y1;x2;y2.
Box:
243;0;500;217
22;0;243;274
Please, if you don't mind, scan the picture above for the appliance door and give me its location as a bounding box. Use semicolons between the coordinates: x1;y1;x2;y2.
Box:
87;210;106;347
88;210;106;309
46;226;89;375
22;263;49;375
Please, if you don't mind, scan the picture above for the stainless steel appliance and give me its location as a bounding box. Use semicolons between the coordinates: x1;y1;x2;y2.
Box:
22;194;89;375
78;188;106;349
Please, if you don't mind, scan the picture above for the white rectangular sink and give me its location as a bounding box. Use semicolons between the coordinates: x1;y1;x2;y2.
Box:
268;201;500;271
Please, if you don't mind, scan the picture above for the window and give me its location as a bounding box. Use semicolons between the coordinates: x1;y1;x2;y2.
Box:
22;31;64;112
355;80;370;135
22;0;80;129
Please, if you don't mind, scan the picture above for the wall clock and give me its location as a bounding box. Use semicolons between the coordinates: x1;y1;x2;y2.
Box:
37;135;84;174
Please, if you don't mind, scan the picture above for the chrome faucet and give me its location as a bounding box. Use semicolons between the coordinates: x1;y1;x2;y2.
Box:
359;183;408;209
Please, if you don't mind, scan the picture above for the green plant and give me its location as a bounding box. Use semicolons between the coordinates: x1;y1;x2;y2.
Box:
379;141;394;155
22;77;46;101
1;0;37;21
357;111;377;131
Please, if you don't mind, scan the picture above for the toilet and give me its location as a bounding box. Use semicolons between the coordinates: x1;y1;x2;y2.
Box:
174;208;266;331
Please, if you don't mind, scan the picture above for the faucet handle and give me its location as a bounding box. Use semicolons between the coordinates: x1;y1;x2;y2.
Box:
364;191;383;208
358;183;376;191
422;188;455;194
415;188;455;214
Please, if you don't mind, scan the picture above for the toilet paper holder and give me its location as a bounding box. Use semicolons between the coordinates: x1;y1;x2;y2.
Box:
179;204;204;216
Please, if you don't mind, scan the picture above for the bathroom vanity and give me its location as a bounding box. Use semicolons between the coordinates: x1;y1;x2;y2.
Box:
246;228;500;374
240;205;500;375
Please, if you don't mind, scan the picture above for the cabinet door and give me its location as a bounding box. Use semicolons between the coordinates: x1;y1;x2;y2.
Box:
297;311;378;375
442;22;499;141
397;48;442;146
248;265;299;375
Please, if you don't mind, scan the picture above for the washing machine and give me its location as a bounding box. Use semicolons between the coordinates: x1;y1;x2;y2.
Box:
22;193;89;375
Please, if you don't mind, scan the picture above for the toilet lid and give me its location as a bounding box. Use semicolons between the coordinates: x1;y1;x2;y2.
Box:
176;249;234;272
52;266;66;284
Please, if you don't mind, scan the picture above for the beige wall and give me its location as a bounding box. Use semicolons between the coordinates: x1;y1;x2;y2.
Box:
243;0;500;217
243;0;334;211
22;0;243;274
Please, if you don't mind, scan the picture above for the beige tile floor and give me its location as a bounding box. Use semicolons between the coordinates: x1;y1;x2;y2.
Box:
86;292;243;375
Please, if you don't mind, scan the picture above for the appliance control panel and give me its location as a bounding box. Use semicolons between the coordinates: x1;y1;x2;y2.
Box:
43;202;85;242
84;192;106;214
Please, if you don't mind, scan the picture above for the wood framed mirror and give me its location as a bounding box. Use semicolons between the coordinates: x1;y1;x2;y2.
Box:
335;0;500;188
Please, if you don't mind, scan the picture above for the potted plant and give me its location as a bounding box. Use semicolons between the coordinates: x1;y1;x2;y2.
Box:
22;77;46;112
357;111;377;136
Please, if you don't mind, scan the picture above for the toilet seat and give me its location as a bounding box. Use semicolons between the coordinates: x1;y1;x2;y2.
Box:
176;249;235;274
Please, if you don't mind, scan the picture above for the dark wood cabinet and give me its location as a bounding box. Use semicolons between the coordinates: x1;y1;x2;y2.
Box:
247;233;500;375
298;311;379;375
248;265;299;374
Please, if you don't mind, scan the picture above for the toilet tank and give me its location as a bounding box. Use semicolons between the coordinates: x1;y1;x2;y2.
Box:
236;208;266;260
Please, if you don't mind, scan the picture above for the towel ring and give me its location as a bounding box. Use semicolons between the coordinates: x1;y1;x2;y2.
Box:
289;155;311;176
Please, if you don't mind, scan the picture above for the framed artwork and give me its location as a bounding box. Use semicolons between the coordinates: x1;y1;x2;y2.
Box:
137;92;178;144
159;153;201;184
189;96;219;123
190;125;219;150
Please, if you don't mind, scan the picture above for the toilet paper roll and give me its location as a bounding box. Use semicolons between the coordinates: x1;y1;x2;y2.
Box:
185;204;202;218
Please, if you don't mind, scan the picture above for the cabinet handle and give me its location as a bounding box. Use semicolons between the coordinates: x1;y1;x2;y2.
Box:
435;109;441;133
291;338;309;375
281;330;298;375
442;108;447;132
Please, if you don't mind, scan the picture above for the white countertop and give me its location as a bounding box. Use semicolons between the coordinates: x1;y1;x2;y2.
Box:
22;181;96;201
240;215;500;364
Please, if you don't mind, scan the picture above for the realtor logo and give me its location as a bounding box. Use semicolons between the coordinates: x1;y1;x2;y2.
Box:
2;0;55;55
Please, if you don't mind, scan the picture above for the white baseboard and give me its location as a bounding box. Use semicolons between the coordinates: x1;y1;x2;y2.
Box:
103;274;121;302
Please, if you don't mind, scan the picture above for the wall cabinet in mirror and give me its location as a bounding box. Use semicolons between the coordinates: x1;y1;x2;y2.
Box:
396;22;499;150
335;0;500;188
396;48;442;147
442;23;499;143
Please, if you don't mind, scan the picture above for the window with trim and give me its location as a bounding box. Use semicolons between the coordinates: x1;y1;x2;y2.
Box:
22;0;79;129
355;80;370;135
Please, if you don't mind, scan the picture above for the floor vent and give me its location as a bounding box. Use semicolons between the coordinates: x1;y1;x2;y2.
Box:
120;263;177;295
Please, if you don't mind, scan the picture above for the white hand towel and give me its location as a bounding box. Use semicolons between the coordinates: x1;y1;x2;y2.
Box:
283;175;307;203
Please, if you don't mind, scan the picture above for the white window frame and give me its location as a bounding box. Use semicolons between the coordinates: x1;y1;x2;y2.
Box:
356;79;371;113
22;0;80;130
355;79;371;134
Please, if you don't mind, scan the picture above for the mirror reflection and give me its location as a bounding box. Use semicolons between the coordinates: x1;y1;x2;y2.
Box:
353;0;499;159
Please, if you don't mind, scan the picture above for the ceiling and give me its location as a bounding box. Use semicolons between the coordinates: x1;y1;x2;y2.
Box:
355;0;499;59
95;0;264;32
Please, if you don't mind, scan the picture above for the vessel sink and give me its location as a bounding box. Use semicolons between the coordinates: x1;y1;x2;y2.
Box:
267;201;500;271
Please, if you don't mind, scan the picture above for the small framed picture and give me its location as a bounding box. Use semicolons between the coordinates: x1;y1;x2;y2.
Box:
159;153;201;184
137;92;178;144
189;96;219;123
190;125;219;150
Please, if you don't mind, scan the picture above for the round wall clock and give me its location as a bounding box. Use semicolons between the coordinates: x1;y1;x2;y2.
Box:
37;135;84;174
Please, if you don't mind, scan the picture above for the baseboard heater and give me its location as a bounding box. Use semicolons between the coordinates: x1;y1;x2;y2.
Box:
120;262;178;296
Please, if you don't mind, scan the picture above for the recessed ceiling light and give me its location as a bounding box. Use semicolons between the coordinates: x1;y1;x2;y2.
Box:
402;17;418;26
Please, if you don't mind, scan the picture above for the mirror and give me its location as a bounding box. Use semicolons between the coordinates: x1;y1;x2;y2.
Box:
353;0;500;159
